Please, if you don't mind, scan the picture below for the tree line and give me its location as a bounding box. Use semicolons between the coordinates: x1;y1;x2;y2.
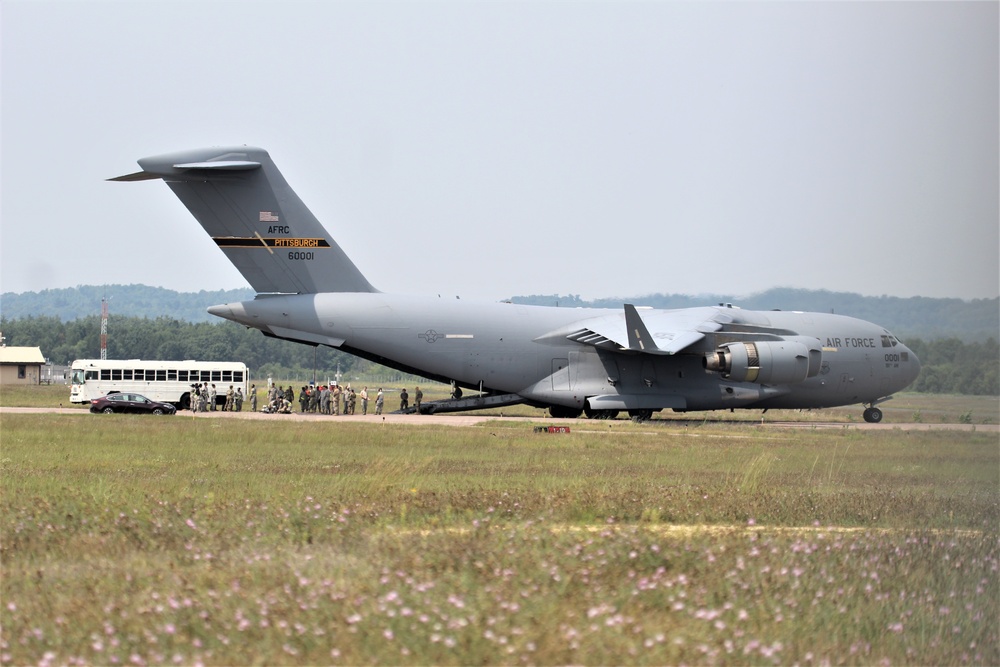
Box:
0;315;385;385
2;315;996;396
906;338;998;396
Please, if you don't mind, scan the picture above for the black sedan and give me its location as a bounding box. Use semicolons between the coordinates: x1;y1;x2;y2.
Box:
90;393;177;415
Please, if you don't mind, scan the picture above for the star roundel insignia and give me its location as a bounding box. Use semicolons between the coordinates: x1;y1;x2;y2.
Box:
419;330;443;343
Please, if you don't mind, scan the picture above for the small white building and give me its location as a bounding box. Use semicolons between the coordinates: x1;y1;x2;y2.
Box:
0;346;46;385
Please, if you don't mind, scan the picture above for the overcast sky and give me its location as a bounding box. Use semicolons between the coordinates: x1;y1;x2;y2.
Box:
2;1;997;304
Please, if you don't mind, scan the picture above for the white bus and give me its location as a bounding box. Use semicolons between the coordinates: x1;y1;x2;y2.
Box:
70;359;249;410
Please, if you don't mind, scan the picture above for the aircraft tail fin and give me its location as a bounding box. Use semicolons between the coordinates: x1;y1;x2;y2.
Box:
110;146;376;294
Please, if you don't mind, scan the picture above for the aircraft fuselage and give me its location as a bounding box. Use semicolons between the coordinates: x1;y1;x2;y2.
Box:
209;293;920;414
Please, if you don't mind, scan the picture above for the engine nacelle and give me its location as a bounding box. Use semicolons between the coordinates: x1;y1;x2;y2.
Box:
703;339;821;385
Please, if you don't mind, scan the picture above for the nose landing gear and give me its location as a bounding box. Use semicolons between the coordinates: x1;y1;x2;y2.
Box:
862;406;884;423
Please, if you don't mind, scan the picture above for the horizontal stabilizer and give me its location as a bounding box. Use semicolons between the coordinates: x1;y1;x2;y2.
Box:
108;171;161;182
173;160;261;171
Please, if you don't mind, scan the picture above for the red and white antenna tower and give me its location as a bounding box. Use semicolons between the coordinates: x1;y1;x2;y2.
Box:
100;297;109;360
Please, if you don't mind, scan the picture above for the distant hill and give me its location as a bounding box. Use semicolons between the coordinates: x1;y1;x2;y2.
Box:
0;284;255;324
1;284;997;342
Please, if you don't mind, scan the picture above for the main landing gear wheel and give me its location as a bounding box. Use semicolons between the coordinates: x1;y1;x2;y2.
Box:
628;409;653;422
863;407;883;423
549;406;583;419
584;406;620;420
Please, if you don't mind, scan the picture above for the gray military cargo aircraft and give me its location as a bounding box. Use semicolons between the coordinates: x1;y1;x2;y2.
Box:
112;146;920;423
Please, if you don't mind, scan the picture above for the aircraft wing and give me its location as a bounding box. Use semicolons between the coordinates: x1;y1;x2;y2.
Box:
565;305;727;355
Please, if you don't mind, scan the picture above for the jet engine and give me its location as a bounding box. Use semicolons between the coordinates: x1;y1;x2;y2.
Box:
703;339;821;385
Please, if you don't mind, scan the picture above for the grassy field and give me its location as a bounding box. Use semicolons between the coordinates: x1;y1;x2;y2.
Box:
1;407;997;665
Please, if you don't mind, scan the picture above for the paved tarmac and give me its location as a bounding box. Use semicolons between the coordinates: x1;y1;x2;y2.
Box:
2;406;996;432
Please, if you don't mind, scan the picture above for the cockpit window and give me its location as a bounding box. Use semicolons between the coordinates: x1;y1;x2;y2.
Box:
881;335;898;348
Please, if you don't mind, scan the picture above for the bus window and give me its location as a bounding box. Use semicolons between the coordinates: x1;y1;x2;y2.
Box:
100;370;111;380
222;371;233;382
156;370;166;382
200;371;210;382
134;369;144;380
234;371;244;382
123;370;133;380
146;370;156;381
168;370;177;381
86;370;98;380
211;371;221;382
179;371;188;382
71;369;86;385
112;369;123;381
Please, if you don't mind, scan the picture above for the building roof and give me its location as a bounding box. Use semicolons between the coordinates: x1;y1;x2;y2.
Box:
0;346;46;364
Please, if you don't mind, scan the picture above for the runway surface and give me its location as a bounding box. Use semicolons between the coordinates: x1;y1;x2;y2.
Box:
3;406;996;432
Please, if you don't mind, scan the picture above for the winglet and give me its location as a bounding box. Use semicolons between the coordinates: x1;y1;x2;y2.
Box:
563;305;718;355
624;304;658;352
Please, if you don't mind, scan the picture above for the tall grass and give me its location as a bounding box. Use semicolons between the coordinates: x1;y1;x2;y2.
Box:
2;414;997;664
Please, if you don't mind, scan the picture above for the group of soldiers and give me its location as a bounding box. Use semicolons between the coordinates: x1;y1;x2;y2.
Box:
262;384;294;413
295;383;353;415
190;382;428;415
289;384;421;415
189;382;243;412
